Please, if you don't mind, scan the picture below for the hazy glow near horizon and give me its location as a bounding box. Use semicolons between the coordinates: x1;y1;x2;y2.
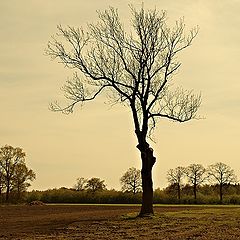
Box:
0;0;240;191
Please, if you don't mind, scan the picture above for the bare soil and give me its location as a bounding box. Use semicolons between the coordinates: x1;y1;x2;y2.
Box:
0;204;240;239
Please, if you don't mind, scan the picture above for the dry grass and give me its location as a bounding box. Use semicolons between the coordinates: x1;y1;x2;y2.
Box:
0;204;240;239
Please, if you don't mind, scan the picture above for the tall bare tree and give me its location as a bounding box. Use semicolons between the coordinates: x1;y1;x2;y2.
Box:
185;164;207;200
120;167;142;194
46;6;201;216
208;162;237;203
167;166;185;201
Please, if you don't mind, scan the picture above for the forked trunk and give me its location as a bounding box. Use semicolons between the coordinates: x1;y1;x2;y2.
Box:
137;143;156;217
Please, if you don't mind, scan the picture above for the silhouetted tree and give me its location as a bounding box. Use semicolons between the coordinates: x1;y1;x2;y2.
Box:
74;177;88;191
185;164;207;200
208;162;237;203
46;6;201;216
120;167;142;194
167;166;185;201
85;177;106;192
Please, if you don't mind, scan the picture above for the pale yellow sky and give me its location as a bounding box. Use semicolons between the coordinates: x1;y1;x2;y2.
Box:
0;0;240;190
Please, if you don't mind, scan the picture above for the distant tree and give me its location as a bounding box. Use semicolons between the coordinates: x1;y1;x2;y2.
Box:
74;177;87;191
12;163;36;199
167;166;185;201
0;145;26;201
208;162;237;203
120;167;142;194
0;145;35;202
85;177;106;192
46;6;201;216
185;164;207;200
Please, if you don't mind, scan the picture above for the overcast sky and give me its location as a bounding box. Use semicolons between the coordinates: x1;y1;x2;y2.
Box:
1;0;240;191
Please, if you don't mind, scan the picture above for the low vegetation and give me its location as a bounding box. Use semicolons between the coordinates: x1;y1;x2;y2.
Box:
25;183;240;205
1;160;239;205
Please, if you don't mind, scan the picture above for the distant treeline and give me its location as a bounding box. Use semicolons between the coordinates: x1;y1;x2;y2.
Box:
25;184;240;205
1;156;240;205
24;162;239;205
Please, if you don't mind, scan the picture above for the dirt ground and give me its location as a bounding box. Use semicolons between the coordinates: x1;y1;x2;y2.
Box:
0;204;240;240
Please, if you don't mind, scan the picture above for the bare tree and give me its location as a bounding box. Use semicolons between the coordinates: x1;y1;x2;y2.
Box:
185;164;207;200
167;166;185;201
46;6;201;216
74;177;87;191
120;167;142;194
208;162;237;203
85;177;106;193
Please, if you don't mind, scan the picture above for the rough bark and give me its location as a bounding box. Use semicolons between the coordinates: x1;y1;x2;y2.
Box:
137;143;156;216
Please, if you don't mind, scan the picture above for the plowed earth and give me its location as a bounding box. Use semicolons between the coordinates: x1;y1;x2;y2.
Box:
1;204;240;239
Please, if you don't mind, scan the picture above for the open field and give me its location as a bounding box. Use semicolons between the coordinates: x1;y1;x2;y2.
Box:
0;204;240;239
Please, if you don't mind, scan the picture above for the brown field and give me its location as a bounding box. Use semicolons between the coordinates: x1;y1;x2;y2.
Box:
0;204;240;239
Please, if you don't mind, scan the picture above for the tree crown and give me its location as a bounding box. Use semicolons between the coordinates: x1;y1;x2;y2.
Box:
46;6;201;142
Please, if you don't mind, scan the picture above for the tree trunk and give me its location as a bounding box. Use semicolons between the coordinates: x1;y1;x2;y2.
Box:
137;143;156;217
17;184;21;200
177;183;181;202
6;184;10;202
0;176;2;196
220;183;223;204
194;184;197;200
133;181;136;195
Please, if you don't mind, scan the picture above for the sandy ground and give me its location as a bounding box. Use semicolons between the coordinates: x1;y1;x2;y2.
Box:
0;204;240;239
